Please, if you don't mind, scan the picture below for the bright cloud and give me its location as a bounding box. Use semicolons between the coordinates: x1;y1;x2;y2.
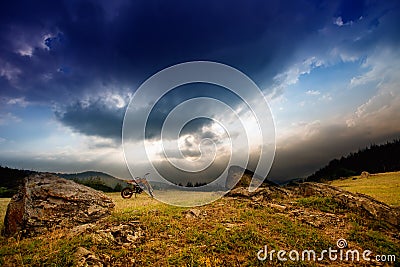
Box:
306;90;321;96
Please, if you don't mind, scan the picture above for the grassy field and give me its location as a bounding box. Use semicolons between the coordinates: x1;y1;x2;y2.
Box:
0;198;10;232
0;184;399;266
330;171;400;206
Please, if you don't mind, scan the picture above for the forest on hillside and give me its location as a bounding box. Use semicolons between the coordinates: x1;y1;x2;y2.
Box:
307;139;400;182
0;166;36;197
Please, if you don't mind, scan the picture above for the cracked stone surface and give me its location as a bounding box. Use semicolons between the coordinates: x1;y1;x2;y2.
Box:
3;173;115;237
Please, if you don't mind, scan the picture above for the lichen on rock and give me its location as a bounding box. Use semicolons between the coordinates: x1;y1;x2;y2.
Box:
2;173;115;237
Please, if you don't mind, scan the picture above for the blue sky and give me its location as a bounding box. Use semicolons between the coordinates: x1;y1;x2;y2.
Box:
0;0;399;183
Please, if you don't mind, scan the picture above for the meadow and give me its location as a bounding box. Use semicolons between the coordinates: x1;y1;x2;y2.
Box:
0;176;399;266
330;171;400;206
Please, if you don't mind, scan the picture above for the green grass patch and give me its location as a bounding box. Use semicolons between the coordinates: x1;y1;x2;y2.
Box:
0;233;94;266
296;196;346;213
269;216;333;250
330;171;400;206
348;222;399;258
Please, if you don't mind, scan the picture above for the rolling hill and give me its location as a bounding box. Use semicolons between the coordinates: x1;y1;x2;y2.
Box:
56;171;129;190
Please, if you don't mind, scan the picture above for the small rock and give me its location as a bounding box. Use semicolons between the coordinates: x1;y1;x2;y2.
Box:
91;231;115;245
126;234;138;242
360;171;370;178
69;223;95;236
252;195;264;202
185;208;201;218
74;247;103;267
269;203;286;212
75;247;92;257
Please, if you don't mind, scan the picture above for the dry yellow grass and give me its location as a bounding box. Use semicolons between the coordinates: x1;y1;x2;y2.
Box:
0;182;399;266
330;171;400;206
0;198;10;231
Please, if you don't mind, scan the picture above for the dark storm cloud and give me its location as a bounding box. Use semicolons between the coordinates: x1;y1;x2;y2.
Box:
56;86;218;141
2;0;397;125
0;0;341;103
1;0;398;97
0;0;334;140
55;100;125;140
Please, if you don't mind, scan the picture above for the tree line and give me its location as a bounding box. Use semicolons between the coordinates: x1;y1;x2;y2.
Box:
307;139;400;182
0;166;36;197
72;176;123;192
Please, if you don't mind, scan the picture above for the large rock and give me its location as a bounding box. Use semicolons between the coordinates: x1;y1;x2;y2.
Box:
227;184;291;200
2;173;115;237
291;182;400;227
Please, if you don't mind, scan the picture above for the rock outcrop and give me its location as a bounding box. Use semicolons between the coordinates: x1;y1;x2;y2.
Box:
289;182;400;227
3;173;115;237
225;166;277;189
227;177;400;228
69;221;144;266
227;184;291;200
360;171;370;178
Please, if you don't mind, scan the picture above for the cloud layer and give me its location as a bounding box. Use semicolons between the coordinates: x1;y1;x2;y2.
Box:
1;0;399;182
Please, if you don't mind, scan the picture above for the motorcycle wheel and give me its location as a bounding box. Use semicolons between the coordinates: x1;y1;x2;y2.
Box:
121;187;134;199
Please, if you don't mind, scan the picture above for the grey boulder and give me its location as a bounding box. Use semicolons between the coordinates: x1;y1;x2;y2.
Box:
3;173;115;237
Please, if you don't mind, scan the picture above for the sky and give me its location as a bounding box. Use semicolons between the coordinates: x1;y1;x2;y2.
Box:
0;0;399;184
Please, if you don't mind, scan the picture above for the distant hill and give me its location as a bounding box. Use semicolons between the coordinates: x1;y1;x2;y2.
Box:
0;165;278;196
307;139;400;182
56;171;129;190
0;167;130;196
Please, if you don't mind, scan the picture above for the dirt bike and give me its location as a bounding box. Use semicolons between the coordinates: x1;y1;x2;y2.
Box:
120;173;153;199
